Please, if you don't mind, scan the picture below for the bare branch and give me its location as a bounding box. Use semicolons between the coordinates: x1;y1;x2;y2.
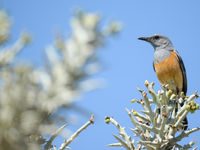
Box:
59;115;94;150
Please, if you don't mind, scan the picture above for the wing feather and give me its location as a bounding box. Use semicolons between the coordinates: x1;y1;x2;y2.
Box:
173;50;187;95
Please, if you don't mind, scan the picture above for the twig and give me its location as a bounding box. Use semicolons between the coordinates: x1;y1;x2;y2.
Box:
44;123;68;150
59;115;94;150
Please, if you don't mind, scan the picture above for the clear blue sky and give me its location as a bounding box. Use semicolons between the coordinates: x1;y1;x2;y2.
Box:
2;0;200;149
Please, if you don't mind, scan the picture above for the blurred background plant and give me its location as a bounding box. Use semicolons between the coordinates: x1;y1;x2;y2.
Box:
0;9;121;150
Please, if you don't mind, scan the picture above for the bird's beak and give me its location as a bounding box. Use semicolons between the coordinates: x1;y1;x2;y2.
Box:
138;37;151;42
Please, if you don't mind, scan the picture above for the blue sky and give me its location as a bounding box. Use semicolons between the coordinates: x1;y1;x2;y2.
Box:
2;0;200;149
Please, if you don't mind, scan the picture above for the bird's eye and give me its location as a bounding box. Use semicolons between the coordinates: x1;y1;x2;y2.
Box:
154;36;160;40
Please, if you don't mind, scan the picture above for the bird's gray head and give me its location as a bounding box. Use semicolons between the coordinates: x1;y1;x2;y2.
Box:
138;34;174;51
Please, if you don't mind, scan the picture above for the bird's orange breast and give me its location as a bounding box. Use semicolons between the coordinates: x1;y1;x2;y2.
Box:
154;51;183;93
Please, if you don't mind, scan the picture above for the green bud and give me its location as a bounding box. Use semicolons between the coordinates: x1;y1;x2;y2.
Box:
191;106;196;110
166;90;173;98
131;99;136;103
22;33;31;44
105;118;110;124
190;110;195;114
196;104;199;110
133;112;138;116
180;92;185;98
185;104;190;111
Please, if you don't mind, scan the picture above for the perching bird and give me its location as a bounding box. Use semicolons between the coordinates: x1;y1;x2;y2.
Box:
138;34;188;130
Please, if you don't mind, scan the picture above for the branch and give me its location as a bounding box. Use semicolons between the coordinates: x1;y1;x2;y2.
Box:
59;115;94;150
105;116;135;150
44;123;68;150
107;81;200;149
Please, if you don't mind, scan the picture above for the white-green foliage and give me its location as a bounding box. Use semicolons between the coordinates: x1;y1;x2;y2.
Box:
107;81;199;150
0;9;121;150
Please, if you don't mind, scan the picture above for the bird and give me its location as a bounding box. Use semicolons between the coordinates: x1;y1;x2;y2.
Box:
138;34;188;130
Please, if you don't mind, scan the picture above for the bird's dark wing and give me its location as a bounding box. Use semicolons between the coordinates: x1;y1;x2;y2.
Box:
173;50;188;130
153;62;155;72
173;50;187;95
